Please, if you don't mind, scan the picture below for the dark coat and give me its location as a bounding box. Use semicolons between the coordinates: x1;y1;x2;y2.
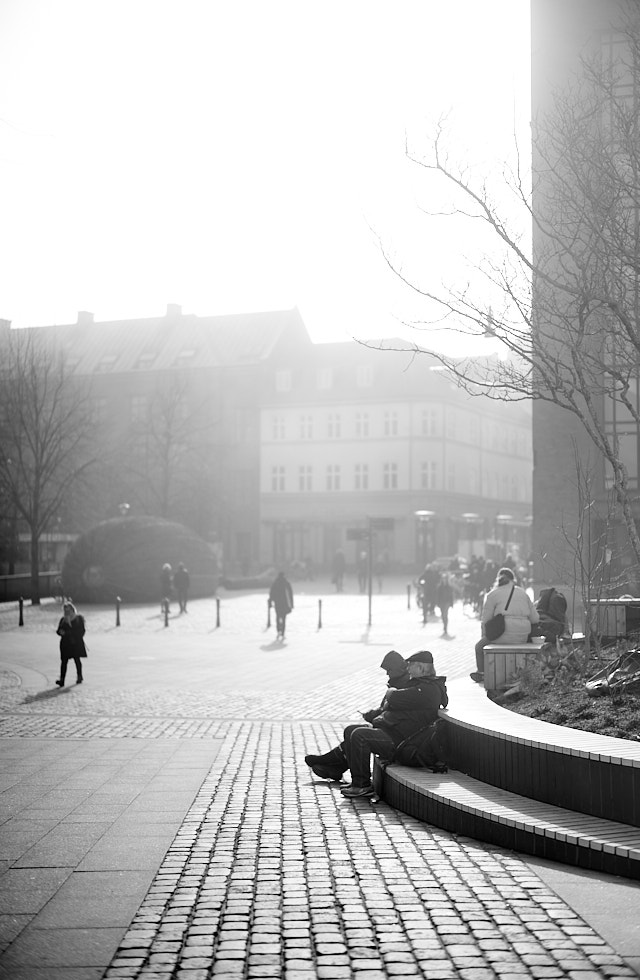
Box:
269;574;294;614
173;567;190;595
56;615;87;659
371;676;448;744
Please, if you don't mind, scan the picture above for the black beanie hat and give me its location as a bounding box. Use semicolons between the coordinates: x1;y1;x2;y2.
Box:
406;650;433;664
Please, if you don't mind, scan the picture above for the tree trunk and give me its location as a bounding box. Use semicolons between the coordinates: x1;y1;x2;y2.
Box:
30;531;40;606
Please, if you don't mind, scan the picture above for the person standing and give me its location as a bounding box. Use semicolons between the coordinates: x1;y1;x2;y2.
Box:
173;562;190;613
269;571;294;640
332;549;346;593
436;573;455;637
55;601;87;687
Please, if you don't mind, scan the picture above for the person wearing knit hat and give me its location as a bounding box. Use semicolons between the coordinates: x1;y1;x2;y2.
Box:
306;649;448;798
304;651;410;781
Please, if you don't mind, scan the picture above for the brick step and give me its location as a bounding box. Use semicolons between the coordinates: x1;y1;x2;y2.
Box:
376;763;640;880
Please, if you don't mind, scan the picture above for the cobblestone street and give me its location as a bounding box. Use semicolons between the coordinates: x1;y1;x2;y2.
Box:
1;586;639;978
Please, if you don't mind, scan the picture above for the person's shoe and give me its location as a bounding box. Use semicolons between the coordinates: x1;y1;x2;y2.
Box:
470;671;484;683
55;679;63;687
341;784;374;798
76;678;83;684
305;747;347;781
309;763;344;780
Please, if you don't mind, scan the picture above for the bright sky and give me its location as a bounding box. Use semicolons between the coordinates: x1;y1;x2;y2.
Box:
0;0;531;345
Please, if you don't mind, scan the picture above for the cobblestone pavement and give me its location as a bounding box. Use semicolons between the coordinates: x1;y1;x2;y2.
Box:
0;590;638;979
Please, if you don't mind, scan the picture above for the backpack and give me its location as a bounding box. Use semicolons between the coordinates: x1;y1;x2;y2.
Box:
391;719;449;773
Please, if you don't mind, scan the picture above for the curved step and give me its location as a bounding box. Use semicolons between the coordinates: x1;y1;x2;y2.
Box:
377;764;640;880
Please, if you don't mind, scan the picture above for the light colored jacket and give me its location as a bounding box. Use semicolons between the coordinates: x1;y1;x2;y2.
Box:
481;582;539;644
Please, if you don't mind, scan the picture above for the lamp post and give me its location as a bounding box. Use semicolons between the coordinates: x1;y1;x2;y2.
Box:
414;510;435;568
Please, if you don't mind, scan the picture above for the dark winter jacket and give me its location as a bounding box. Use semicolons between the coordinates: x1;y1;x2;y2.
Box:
269;574;294;614
371;676;448;744
535;587;568;641
56;615;87;659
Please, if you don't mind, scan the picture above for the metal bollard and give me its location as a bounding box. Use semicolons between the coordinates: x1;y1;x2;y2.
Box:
407;584;411;610
266;600;271;629
19;596;24;627
318;598;322;630
216;597;220;628
163;598;169;627
115;596;121;627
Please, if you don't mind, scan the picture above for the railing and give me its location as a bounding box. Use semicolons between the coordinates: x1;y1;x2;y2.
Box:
0;572;61;604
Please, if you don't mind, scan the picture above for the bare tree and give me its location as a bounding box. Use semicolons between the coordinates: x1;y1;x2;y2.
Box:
370;8;640;570
0;328;97;603
117;375;221;532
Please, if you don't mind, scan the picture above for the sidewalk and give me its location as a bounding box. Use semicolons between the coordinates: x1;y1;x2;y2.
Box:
1;587;639;978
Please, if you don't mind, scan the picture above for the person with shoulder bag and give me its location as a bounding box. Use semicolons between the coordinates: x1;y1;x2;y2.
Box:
471;567;539;683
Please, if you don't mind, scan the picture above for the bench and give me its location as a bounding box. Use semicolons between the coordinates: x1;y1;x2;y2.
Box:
484;638;545;691
374;677;640;879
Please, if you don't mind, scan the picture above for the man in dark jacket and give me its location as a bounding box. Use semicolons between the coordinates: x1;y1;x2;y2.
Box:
306;650;448;798
304;650;410;781
534;587;568;643
269;571;294;640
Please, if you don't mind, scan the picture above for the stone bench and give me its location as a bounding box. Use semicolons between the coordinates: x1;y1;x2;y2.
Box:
484;638;544;691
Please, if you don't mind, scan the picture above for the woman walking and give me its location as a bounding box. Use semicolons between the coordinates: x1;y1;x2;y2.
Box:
55;601;87;687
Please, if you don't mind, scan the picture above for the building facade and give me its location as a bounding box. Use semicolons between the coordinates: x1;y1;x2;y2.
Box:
4;308;532;577
531;0;640;595
259;341;532;572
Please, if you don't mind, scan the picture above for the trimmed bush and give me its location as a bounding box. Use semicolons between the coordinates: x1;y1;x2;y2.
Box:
62;516;218;603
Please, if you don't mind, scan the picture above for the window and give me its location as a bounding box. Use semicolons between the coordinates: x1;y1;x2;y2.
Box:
271;466;285;492
354;464;369;491
135;352;157;370
92;397;108;426
383;462;398;490
317;367;333;390
174;349;196;366
95;353;117;373
299;414;313;439
469;469;479;495
298;466;313;492
421;461;437;490
276;369;292;392
357;364;373;387
447;463;456;492
355;412;370;438
327;413;341;438
421;408;438;437
272;415;285;440
384;411;398;436
326;464;341;491
445;411;457;439
130;394;148;422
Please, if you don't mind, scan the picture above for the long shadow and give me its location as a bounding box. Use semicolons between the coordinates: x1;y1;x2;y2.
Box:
22;687;72;704
260;638;286;651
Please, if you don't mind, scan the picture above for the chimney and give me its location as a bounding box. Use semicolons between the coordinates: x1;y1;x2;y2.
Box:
165;303;182;318
77;311;94;326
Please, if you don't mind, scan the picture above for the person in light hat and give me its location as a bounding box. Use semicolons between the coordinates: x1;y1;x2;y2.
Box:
306;650;448;799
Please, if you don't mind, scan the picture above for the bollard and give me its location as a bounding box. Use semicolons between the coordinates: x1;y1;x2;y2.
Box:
115;596;121;627
216;597;221;628
19;596;24;627
318;598;322;630
163;598;169;627
407;584;411;610
422;597;428;625
266;600;271;629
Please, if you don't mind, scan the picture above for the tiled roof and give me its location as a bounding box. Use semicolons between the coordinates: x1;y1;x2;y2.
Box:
34;308;309;373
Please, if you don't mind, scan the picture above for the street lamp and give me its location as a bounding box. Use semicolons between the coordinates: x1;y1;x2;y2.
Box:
415;510;435;568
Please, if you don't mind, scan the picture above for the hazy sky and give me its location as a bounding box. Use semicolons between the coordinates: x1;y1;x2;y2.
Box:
0;0;530;344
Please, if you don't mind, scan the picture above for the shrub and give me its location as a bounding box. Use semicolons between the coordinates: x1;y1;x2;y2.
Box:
62;516;218;603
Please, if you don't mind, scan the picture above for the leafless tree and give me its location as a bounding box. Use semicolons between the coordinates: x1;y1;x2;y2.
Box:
369;8;640;569
0;329;97;603
117;375;221;532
